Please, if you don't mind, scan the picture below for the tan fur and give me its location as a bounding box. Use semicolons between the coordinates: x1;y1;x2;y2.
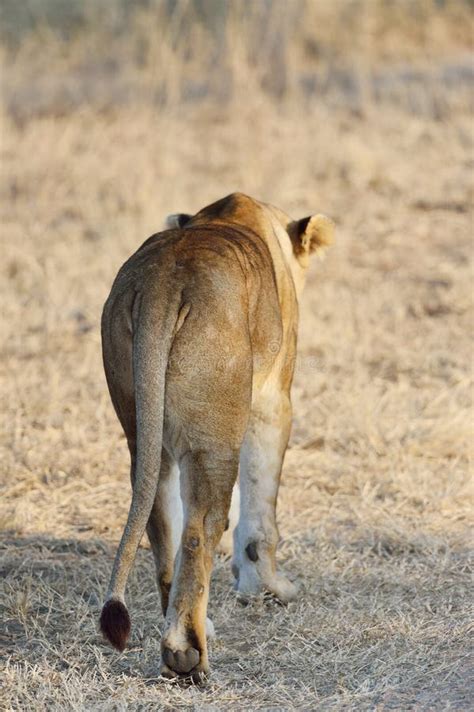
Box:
100;193;333;678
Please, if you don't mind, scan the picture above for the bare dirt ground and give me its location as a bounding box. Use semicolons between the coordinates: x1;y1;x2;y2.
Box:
1;3;473;710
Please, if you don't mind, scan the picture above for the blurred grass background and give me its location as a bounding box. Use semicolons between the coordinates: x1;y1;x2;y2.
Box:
1;0;473;120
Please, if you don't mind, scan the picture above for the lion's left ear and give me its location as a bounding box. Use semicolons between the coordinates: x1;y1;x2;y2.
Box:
165;213;193;229
289;214;335;257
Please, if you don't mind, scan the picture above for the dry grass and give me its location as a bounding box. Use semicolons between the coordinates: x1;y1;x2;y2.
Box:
1;2;473;709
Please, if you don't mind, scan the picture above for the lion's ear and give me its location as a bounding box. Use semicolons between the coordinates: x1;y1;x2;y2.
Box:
165;213;192;229
290;214;334;257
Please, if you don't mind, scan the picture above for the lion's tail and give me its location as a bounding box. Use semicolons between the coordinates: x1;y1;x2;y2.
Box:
100;280;180;651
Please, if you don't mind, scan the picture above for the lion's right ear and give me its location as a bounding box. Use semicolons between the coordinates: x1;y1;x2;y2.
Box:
165;213;193;229
289;214;334;258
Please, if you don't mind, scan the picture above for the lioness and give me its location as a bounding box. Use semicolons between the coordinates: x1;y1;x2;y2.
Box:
100;193;333;679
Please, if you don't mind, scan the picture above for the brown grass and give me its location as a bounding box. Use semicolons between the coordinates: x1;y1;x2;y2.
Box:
1;2;473;709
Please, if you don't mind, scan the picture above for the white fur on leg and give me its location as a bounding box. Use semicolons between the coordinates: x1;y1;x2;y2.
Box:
161;460;183;558
206;617;215;639
216;481;240;555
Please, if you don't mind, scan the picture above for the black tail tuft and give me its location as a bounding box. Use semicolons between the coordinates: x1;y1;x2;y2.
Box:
100;598;131;652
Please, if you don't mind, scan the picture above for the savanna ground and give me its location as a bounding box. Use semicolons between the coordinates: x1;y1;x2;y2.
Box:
0;1;473;709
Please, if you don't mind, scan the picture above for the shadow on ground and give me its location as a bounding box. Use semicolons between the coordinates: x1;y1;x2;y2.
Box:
1;530;471;710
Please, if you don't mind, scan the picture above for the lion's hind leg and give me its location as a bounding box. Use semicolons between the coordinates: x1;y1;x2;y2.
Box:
160;448;238;679
145;449;182;615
